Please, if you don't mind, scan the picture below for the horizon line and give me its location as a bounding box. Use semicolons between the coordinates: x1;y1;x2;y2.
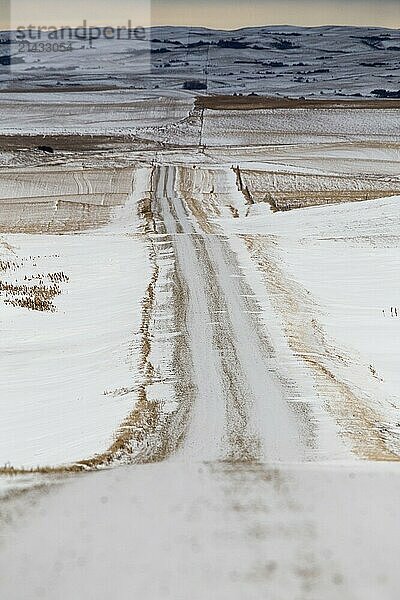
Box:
0;23;398;33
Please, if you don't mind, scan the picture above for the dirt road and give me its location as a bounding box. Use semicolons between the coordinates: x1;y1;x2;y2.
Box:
153;165;304;463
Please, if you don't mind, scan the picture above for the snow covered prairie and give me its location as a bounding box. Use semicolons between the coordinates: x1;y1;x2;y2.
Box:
0;165;152;469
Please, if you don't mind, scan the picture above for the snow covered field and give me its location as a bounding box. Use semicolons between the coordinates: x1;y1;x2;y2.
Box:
0;165;152;469
0;81;400;597
0;232;150;468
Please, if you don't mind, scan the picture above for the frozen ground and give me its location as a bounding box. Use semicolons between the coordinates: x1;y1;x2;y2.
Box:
0;87;399;598
1;462;400;600
0;165;153;469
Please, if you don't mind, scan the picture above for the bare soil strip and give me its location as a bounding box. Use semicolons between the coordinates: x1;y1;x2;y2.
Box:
0;134;135;152
196;95;400;111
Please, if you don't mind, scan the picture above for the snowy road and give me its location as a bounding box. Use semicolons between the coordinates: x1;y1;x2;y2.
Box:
153;165;303;463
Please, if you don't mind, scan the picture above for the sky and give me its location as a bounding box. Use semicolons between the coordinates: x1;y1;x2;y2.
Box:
1;0;399;30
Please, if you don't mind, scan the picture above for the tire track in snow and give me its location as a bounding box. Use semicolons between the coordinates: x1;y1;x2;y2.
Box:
153;165;304;463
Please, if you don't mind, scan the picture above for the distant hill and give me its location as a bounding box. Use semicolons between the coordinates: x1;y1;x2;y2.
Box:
1;25;399;98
